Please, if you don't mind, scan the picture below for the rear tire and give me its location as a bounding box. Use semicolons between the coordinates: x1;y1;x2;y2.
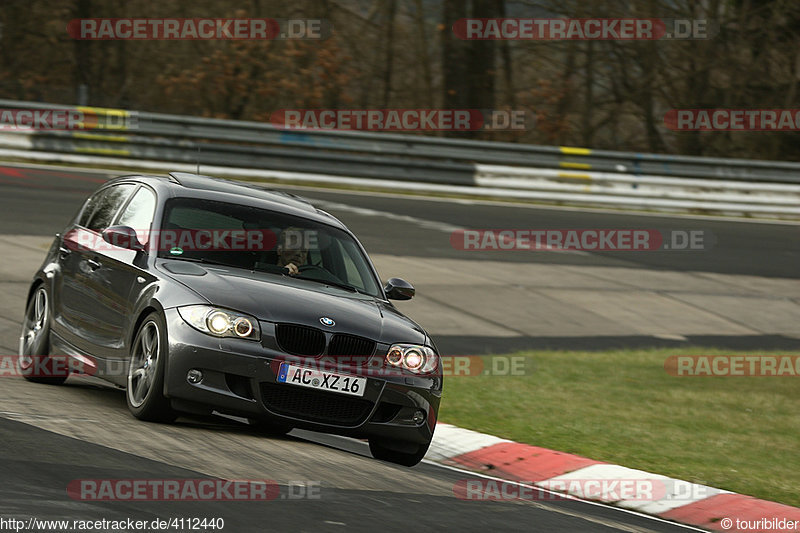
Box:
18;286;66;386
126;312;177;423
369;438;430;467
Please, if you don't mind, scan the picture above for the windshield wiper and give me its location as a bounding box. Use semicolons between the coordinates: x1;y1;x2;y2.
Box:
294;275;361;294
164;256;247;270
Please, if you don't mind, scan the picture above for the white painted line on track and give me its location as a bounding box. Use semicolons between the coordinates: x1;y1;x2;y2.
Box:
313;199;590;256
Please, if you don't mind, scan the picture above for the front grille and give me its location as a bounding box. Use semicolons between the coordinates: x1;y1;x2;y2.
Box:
275;324;325;356
328;334;376;357
260;382;373;425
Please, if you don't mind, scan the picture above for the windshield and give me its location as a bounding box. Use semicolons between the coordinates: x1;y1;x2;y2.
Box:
157;198;382;298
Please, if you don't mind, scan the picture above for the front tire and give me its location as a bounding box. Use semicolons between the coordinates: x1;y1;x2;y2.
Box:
126;312;177;423
18;286;66;385
369;438;430;467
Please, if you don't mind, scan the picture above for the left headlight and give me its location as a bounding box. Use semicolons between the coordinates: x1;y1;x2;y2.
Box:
385;344;438;374
178;305;261;341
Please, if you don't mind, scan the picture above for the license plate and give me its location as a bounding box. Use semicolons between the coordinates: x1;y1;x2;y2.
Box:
277;363;366;397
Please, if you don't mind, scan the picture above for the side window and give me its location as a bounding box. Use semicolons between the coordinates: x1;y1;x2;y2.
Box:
117;187;157;244
85;184;136;233
77;190;104;227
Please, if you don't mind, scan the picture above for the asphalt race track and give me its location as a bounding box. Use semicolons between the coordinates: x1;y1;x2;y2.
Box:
2;164;798;278
0;162;796;532
1;163;798;353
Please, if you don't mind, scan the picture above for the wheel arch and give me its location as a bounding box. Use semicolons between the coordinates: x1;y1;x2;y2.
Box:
127;301;166;351
25;277;46;307
126;300;170;397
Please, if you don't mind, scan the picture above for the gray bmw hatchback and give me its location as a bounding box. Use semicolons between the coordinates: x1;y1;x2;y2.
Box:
19;172;441;466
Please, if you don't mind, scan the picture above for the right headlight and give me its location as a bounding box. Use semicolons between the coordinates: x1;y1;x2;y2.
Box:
385;344;438;374
178;305;260;341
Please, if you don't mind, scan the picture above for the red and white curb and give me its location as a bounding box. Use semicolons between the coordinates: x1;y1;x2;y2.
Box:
426;423;800;532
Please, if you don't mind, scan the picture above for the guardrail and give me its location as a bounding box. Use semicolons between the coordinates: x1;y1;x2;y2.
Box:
0;99;799;218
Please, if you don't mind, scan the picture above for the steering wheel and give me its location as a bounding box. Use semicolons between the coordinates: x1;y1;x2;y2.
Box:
296;264;348;285
298;264;326;274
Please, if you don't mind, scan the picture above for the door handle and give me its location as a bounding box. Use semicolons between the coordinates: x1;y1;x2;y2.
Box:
86;259;102;271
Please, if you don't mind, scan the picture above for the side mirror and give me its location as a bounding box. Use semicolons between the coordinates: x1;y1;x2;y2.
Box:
384;277;415;300
102;225;144;251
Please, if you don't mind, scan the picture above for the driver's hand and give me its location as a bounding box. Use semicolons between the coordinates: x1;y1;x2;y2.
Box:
284;262;299;275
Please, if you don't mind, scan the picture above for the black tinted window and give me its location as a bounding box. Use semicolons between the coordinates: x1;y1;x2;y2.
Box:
160;198;381;297
84;184;136;232
77;192;102;228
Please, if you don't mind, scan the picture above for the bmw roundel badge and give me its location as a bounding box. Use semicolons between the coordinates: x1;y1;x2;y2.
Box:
319;317;335;327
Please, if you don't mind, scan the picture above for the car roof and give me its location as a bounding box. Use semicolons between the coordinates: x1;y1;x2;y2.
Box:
108;172;346;230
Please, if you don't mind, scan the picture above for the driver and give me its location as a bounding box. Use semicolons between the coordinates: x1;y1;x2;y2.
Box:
276;227;309;276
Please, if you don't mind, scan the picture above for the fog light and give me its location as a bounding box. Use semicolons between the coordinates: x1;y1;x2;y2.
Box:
412;410;425;424
187;369;203;384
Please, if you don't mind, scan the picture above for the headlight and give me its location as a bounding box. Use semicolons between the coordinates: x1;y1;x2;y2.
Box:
386;346;404;366
385;344;437;374
178;305;260;341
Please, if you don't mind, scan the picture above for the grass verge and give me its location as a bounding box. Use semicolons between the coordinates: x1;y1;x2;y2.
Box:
439;348;800;507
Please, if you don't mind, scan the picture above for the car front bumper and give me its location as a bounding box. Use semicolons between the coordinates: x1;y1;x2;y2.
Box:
162;308;441;445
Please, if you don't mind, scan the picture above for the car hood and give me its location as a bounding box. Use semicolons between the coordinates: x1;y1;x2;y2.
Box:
158;261;427;345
